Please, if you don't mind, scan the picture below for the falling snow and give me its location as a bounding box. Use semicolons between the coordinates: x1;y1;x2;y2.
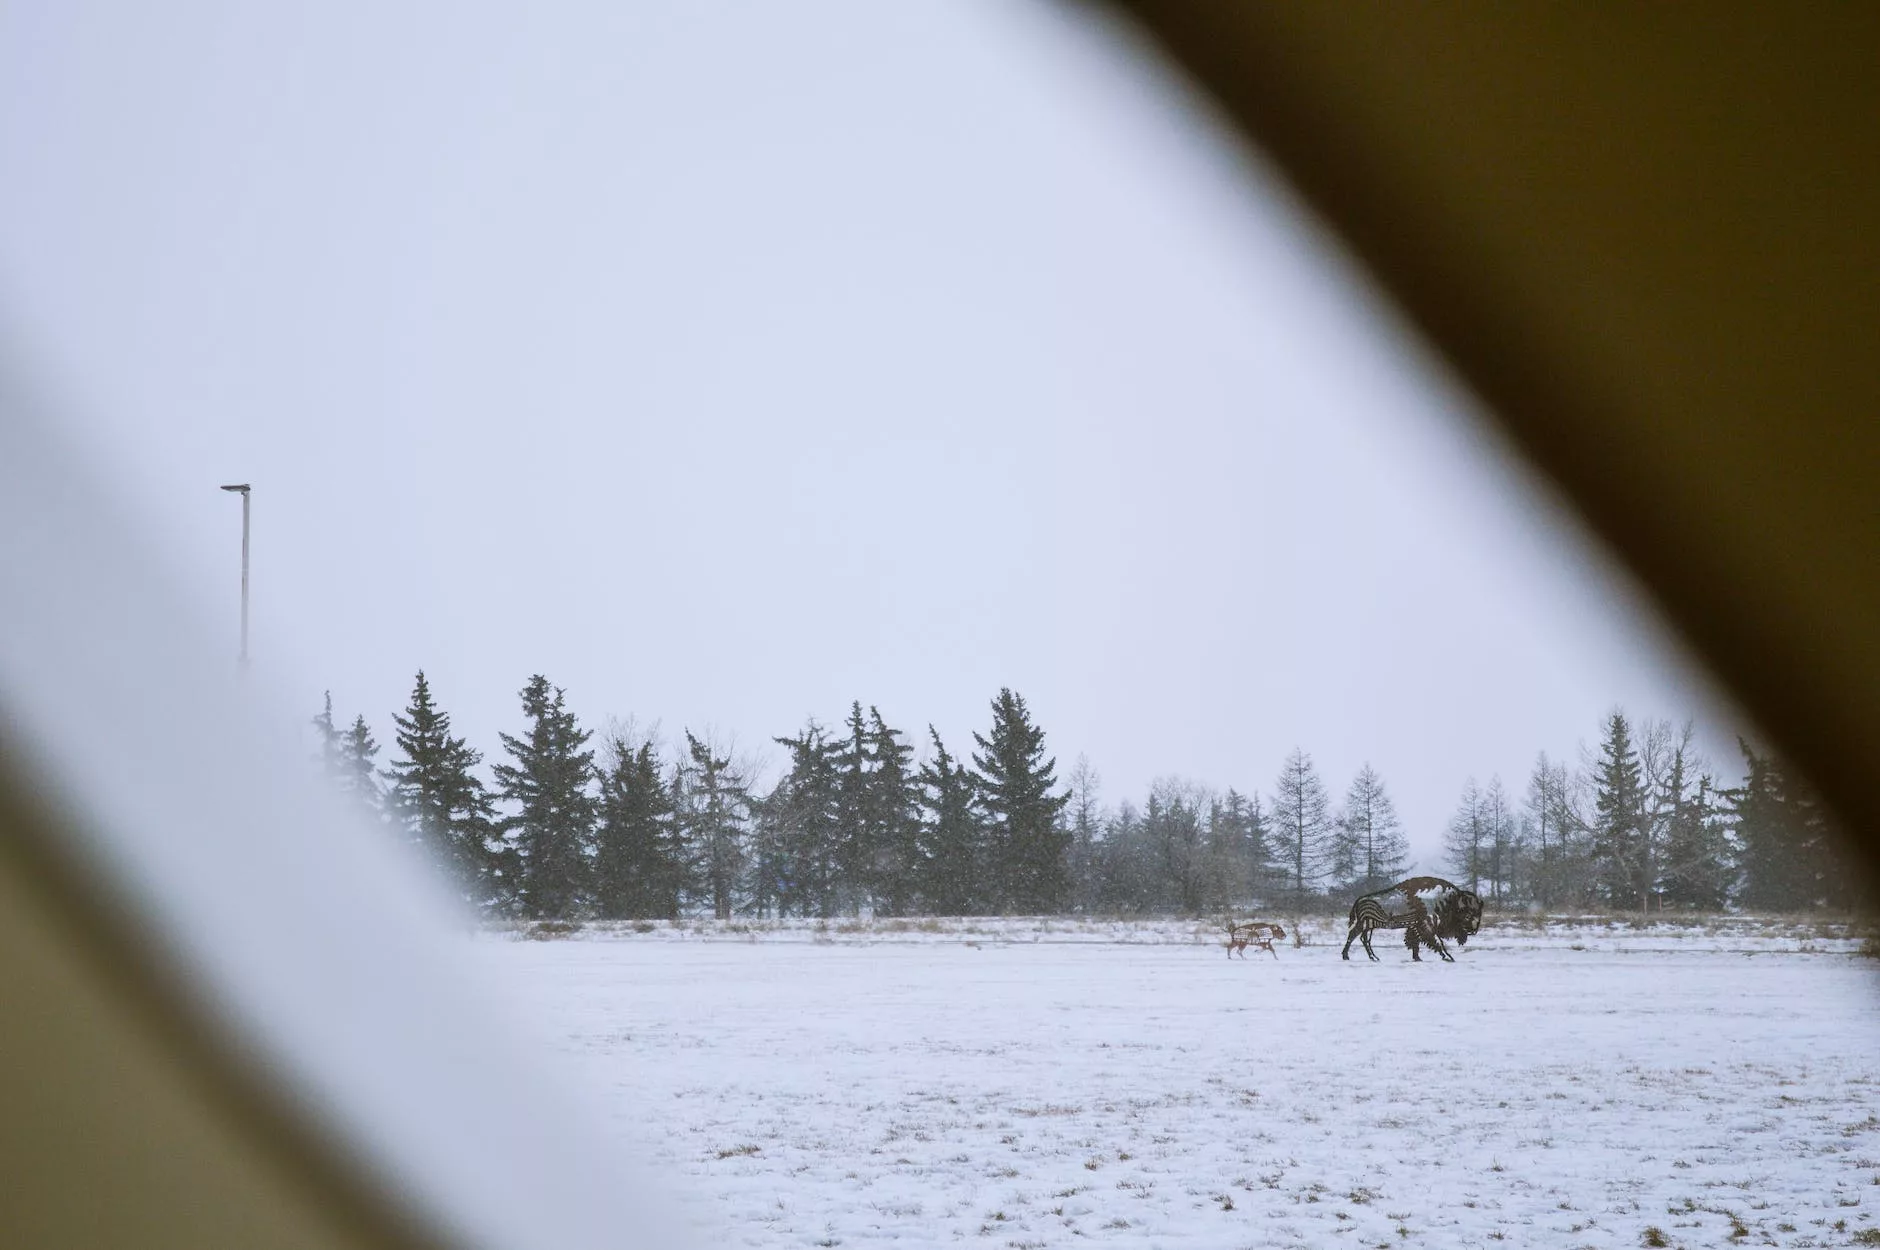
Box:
486;916;1880;1249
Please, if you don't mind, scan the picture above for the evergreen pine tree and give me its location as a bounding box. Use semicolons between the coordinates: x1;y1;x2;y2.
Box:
1727;741;1856;911
312;693;384;823
1203;785;1248;902
1215;788;1278;906
1270;748;1331;912
667;767;693;909
866;708;923;916
746;778;791;919
919;727;984;915
312;691;345;783
1657;750;1730;909
971;689;1070;913
493;675;597;920
769;722;843;918
678;731;752;920
337;714;385;823
833;701;874;912
1134;787;1172;911
384;671;506;911
1589;711;1649;910
1094;800;1140;913
1143;778;1207;913
1335;765;1409;895
592;736;686;920
1200;794;1244;914
1730;741;1798;910
1792;781;1861;910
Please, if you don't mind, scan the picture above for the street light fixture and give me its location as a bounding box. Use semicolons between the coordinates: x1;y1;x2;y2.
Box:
219;483;251;669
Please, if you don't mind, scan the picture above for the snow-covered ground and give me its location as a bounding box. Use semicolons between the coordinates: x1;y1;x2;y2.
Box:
484;917;1880;1249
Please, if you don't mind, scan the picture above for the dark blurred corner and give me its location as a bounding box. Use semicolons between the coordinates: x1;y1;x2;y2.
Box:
0;760;418;1250
1115;2;1879;866
2;5;1877;1248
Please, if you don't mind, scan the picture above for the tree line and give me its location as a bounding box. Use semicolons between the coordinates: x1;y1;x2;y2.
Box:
1441;711;1860;914
314;676;1071;921
313;675;1859;921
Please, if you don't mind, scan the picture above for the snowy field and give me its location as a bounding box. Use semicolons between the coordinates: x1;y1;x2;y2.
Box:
484;917;1880;1249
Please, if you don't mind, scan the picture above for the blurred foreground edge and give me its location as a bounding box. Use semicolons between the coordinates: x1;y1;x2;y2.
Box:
3;6;1879;1249
0;404;688;1249
1115;2;1879;858
0;765;427;1250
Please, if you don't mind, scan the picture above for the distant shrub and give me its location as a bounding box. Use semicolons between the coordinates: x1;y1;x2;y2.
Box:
1641;1227;1669;1248
524;919;583;940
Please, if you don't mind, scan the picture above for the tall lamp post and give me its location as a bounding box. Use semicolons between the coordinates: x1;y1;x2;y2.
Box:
220;483;251;669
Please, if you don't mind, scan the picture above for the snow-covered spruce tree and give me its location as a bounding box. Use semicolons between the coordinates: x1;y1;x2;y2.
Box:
866;708;923;917
919;727;984;915
1589;710;1648;911
494;675;596;920
677;731;752;921
768;721;843;918
384;671;506;911
971;688;1070;914
1270;748;1331;914
1334;765;1409;897
1444;777;1487;895
337;714;386;825
592;735;685;921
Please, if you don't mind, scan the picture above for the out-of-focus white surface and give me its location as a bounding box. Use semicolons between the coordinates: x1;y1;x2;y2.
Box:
0;398;694;1248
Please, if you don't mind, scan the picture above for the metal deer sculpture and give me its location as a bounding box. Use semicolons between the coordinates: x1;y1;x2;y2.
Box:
1225;920;1285;959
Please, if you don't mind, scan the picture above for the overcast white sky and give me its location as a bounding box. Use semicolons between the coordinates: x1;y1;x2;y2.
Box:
0;1;1737;862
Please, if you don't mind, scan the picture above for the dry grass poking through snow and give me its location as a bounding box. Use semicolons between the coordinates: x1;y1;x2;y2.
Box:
487;916;1880;1249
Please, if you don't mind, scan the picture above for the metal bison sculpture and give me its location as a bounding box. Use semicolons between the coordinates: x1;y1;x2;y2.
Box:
1341;875;1483;962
